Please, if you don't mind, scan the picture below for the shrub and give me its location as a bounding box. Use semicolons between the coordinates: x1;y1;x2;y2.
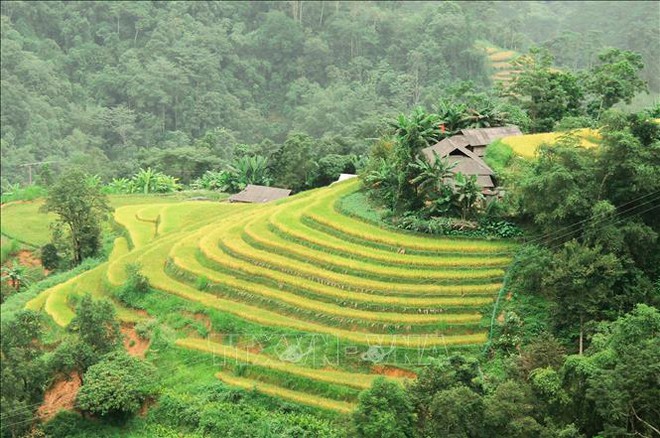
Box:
46;337;97;374
40;243;60;271
484;140;514;174
478;219;523;238
195;275;210;291
0;184;48;203
41;411;96;438
555;116;596;131
76;351;156;419
68;295;121;357
353;378;415;438
1;238;19;264
115;263;151;308
134;319;157;340
394;213;522;239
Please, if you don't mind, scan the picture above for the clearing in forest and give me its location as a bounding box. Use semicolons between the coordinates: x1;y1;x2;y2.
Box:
20;179;515;413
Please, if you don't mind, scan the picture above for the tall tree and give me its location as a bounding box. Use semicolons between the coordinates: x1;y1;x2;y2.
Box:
586;48;647;119
353;378;415;438
42;169;112;265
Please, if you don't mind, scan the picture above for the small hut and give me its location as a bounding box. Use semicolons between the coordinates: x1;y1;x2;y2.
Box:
228;185;291;203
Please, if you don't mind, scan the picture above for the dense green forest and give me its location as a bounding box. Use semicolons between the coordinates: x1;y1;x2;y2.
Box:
1;1;659;186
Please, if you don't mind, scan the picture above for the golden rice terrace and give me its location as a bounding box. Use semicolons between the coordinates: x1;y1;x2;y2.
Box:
23;179;516;412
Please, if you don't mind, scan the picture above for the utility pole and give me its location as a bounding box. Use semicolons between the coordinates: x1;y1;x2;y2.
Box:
18;161;59;185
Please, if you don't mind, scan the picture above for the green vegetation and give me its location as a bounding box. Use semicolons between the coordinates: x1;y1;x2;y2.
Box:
1;2;659;437
43;169;112;265
77;351;156;419
0;237;19;264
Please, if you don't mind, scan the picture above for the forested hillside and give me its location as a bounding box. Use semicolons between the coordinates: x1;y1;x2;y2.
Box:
2;1;658;185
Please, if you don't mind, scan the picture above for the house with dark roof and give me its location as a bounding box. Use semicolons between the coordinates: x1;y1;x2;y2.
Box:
228;184;291;203
420;140;497;195
459;126;522;156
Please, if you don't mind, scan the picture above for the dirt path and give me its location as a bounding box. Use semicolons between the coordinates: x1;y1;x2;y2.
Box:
37;372;82;421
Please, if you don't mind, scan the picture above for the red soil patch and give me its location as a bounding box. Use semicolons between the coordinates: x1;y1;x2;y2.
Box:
246;343;263;354
37;372;82;421
4;249;50;276
192;312;212;330
133;309;149;318
371;364;417;379
17;250;41;268
122;325;150;358
138;398;156;417
506;291;512;301
497;312;505;323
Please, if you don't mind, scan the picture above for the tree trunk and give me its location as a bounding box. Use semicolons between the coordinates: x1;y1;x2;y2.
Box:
579;316;584;355
319;1;324;26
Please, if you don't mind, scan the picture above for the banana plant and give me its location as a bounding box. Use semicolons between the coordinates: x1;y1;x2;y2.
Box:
452;172;484;220
1;261;28;291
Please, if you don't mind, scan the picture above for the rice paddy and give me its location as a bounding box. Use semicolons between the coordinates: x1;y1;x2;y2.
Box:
477;41;521;85
15;179;515;413
501;128;601;157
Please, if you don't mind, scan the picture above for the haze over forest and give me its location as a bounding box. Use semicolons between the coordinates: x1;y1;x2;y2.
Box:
1;1;658;184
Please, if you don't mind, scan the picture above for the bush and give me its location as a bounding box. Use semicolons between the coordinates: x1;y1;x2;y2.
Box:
0;238;19;264
555;116;596;131
76;351;156;419
393;213;522;239
41;411;94;438
40;243;60;270
195;275;209;291
134;319;158;340
46;338;97;374
0;184;48;203
483;140;514;174
115;263;151;308
478;218;523;238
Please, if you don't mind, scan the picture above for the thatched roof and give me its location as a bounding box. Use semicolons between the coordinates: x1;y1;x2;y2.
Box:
228;185;291;203
420;142;496;188
336;173;357;182
460;126;522;147
422;136;471;159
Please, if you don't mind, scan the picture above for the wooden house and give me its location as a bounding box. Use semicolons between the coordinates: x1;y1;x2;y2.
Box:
420;140;497;195
228;185;291;203
459;126;522;156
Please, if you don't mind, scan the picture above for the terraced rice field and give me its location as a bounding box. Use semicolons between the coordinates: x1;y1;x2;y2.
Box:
479;43;521;85
22;180;515;413
501;128;601;158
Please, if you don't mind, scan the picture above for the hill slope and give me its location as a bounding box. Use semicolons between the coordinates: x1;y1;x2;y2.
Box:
21;180;515;413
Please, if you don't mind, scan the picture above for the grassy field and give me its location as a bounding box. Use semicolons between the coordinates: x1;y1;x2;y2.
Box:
7;180;514;414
